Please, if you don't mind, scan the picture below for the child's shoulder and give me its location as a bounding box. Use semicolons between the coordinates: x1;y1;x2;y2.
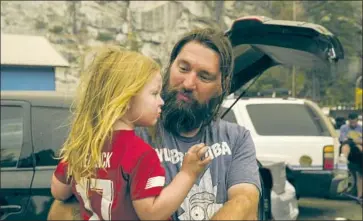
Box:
122;132;154;155
113;131;156;171
132;134;154;152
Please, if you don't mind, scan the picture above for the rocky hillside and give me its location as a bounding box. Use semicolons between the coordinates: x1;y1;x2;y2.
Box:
1;1;272;91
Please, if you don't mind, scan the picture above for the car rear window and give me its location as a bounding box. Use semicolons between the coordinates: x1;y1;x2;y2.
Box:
219;107;238;124
246;103;330;136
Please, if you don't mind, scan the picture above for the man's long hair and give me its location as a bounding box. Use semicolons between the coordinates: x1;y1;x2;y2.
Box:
162;28;234;129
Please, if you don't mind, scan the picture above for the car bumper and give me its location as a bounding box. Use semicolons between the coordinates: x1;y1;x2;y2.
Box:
271;181;299;220
289;169;340;198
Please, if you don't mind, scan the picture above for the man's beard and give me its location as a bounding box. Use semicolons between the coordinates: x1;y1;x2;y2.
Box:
160;86;221;136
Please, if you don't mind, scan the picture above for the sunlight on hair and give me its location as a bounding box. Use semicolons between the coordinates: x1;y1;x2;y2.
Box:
58;45;160;185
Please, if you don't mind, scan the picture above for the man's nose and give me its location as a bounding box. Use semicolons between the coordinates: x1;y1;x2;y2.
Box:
182;72;197;90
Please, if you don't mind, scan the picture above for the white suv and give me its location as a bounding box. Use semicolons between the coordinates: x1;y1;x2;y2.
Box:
222;97;341;198
219;104;300;220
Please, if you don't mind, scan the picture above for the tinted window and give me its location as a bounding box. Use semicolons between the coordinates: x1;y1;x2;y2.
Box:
246;103;330;136
1;106;23;167
219;107;238;124
31;106;72;166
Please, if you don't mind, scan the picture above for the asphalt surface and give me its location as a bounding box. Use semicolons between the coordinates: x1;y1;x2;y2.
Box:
297;197;362;220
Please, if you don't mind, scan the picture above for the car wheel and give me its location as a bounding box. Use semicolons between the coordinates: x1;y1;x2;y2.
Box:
345;170;357;196
331;170;357;200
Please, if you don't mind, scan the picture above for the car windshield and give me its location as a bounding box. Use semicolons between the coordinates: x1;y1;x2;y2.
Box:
246;103;330;136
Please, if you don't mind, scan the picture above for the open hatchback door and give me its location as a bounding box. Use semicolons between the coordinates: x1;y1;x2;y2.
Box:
225;16;344;94
223;17;345;220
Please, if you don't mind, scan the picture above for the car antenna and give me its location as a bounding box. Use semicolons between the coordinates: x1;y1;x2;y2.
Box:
221;72;263;119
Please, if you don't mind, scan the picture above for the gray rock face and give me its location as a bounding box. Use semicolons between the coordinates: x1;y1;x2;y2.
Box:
1;1;268;92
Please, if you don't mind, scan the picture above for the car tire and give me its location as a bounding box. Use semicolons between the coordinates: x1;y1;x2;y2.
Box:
329;170;358;200
342;170;357;197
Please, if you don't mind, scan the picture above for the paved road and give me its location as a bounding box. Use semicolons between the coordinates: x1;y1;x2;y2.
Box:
297;197;362;220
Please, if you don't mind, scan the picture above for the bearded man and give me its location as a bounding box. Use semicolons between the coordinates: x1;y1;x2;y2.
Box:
48;28;261;220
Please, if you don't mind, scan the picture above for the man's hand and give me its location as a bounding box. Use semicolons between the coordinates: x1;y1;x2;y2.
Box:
210;183;260;220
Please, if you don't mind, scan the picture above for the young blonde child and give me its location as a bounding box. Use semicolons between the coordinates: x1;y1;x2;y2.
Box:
50;46;211;220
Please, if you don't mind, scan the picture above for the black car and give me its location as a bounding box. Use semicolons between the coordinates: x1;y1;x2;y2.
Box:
0;16;344;220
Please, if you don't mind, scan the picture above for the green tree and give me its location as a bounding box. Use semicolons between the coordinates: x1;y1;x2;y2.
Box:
301;1;362;105
249;1;362;105
302;1;361;58
244;1;306;96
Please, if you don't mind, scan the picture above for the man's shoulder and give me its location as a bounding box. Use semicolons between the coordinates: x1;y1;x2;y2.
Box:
134;127;153;144
213;119;249;134
209;119;251;144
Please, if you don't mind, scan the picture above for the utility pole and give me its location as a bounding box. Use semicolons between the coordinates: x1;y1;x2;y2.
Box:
215;1;224;28
126;1;132;49
292;1;297;97
69;2;78;34
126;1;139;51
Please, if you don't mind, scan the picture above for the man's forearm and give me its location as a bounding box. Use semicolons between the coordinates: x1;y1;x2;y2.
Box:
210;194;259;220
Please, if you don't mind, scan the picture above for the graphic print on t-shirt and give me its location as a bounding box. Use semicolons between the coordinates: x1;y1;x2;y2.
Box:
136;120;261;221
178;168;223;220
154;142;232;220
154;142;232;165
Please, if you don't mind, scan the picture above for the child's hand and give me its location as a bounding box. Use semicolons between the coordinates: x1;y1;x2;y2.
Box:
181;143;212;179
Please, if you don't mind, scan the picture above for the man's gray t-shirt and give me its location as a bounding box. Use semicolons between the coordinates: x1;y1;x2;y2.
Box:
136;119;261;220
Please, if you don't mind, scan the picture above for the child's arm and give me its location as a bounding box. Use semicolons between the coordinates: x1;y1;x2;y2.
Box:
132;170;196;220
132;144;210;220
51;161;73;201
51;174;73;201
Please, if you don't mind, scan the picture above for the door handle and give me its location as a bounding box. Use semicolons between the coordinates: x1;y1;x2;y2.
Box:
0;205;21;213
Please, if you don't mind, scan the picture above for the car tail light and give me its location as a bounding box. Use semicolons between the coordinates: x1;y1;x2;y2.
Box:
323;145;334;170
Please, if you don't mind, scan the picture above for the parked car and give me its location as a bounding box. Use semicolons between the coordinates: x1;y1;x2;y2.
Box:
221;106;299;220
221;97;355;199
220;15;344;199
0;16;344;220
